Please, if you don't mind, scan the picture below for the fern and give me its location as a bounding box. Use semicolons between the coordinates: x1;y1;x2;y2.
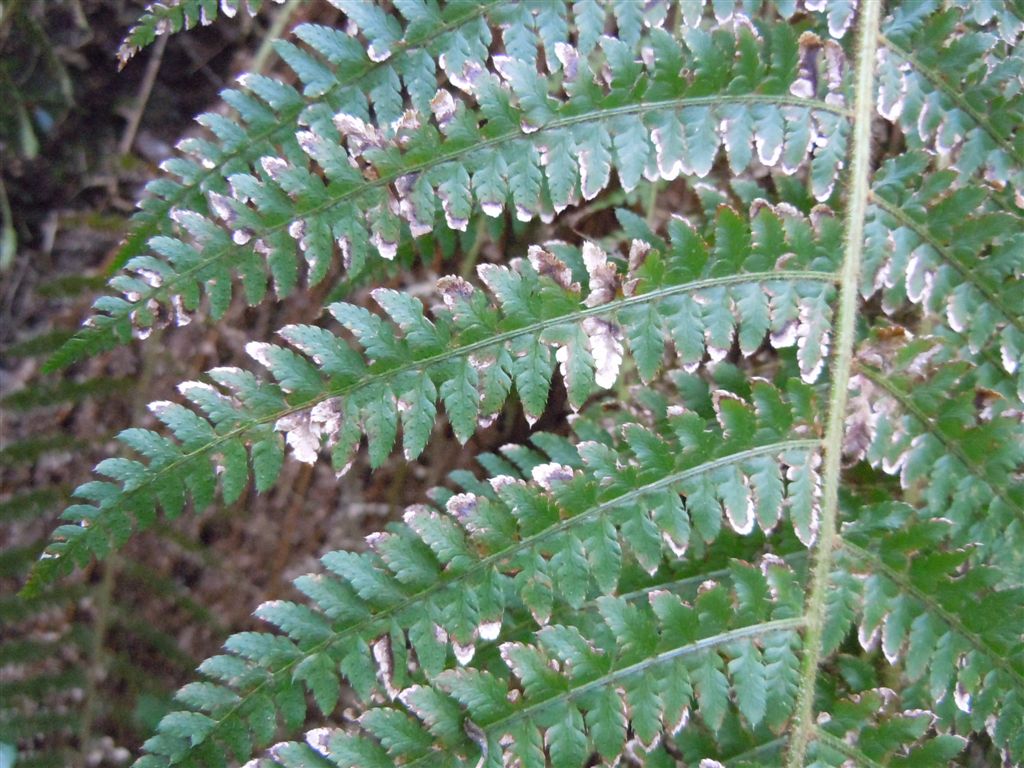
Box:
50;0;848;370
20;0;1024;767
27;205;841;590
117;0;286;67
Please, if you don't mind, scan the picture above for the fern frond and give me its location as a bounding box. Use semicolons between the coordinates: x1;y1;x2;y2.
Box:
136;378;822;766
27;203;841;591
105;0;505;311
809;691;967;767
117;0;285;67
849;356;1024;576
24;2;1024;766
0;487;65;522
0;376;133;410
835;506;1024;758
367;590;803;767
52;6;850;370
878;1;1024;191
863;152;1024;395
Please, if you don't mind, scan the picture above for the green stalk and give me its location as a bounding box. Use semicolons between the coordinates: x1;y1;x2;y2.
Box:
250;0;303;75
785;1;881;765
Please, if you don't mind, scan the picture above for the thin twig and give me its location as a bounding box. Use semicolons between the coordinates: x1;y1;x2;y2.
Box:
119;33;168;157
250;0;304;75
0;174;14;272
78;328;163;752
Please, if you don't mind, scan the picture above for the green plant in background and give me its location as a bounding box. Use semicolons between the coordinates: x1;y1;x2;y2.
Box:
117;0;286;67
17;0;1024;766
0;0;76;271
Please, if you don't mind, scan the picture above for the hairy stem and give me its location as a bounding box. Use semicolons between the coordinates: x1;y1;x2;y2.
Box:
786;1;881;764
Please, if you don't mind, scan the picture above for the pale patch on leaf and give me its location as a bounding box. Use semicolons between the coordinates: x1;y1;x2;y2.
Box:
230;225;251;246
754;110;784;167
946;290;970;334
437;276;475;311
171;295;191;327
177;380;217;399
786;450;821;546
725;479;755;535
489;475;521;494
430;89;457;128
843;376;877;463
582;317;624;389
826;0;858;38
554;42;579;80
390;110;420;144
453;640;475;665
491;55;518;84
515;203;535;222
626;239;651;278
954;682;972;713
395;174;434;237
481;198;504;218
372;635;398;699
272;399;342;465
528;245;576;290
439;193;469;232
371;230;398;261
305;728;333;757
446;493;477;524
652;122;684;179
333;113;384;155
443;56;484;93
207;191;237;225
796;294;831;383
478;621;501;641
274;412;320;464
823;40;846;106
531;462;575;490
876;50;908;122
581;241;619;307
905;246;935;305
310;399;342;440
711;390;745;431
366;43;391;63
791;32;822;101
1000;328;1021;374
146;400;174;419
433;623;449;645
245;341;274;368
259;156;290;184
